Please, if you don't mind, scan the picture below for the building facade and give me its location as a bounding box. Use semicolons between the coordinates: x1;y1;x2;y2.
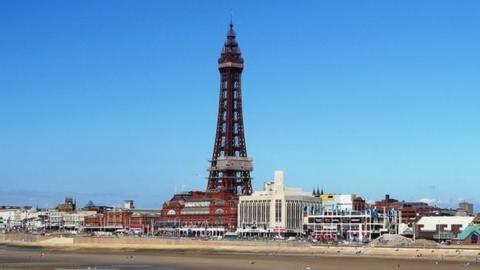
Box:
458;202;475;216
375;194;435;225
83;208;161;234
159;191;237;236
237;171;321;237
455;225;480;245
414;216;474;241
304;208;400;242
321;194;366;212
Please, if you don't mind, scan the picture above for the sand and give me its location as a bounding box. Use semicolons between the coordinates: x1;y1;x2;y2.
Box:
1;246;480;270
1;235;480;269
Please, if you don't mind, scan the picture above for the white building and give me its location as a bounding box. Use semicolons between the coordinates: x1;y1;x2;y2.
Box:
0;209;17;231
237;171;321;236
35;210;64;230
320;194;357;211
63;211;97;231
304;208;400;242
416;216;474;231
415;216;475;240
0;208;39;231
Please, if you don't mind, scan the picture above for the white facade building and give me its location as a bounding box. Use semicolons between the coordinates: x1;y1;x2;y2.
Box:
304;209;401;242
321;194;356;211
415;216;475;240
237;171;321;236
0;208;39;231
63;211;97;230
0;209;16;231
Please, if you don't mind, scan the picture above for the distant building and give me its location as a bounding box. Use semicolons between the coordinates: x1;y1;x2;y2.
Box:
0;208;17;231
321;194;365;212
455;225;480;245
62;211;97;231
124;200;135;210
0;207;38;232
304;208;400;242
83;207;161;234
237;171;321;237
375;194;435;225
458;202;474;216
82;200;113;213
56;197;76;212
415;216;475;242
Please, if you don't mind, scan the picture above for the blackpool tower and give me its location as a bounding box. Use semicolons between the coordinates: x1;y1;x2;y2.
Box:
207;22;253;196
160;22;251;231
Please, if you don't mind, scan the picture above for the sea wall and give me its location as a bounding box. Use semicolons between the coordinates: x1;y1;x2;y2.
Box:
0;233;54;243
73;236;308;248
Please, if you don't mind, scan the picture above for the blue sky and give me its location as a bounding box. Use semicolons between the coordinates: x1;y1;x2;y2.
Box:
1;1;479;210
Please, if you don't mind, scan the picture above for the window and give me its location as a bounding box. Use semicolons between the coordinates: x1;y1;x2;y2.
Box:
275;200;282;223
472;233;478;244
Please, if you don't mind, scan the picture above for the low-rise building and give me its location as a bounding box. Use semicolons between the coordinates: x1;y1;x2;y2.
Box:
0;207;38;232
321;194;365;211
237;171;321;237
414;216;474;241
375;195;435;225
83;204;161;234
0;208;17;231
303;208;400;242
458;202;475;216
159;190;238;235
56;197;76;212
63;211;97;231
455;225;480;245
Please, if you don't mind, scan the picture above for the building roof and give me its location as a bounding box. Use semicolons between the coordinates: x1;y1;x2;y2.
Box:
417;216;474;231
455;225;480;240
84;200;95;208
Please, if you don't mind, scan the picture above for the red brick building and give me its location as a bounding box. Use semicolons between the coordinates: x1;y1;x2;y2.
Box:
353;196;366;211
160;191;237;233
375;194;435;225
83;209;161;234
455;225;480;245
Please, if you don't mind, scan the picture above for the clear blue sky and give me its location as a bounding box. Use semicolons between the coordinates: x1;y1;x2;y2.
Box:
1;1;479;210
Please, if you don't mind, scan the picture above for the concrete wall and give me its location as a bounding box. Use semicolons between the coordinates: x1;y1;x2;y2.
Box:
73;236;309;247
0;233;54;242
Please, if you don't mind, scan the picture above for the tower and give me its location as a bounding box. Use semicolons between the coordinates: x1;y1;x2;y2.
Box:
207;22;253;196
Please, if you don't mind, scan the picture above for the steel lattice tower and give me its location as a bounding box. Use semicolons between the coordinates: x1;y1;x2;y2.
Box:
207;22;253;196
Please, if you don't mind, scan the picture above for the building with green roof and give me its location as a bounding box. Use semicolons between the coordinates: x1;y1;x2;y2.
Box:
455;225;480;245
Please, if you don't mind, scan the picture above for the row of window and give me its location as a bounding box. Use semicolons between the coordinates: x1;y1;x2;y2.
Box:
222;81;240;89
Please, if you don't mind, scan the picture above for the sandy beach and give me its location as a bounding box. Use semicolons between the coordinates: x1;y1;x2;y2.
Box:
1;245;480;270
1;234;480;269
